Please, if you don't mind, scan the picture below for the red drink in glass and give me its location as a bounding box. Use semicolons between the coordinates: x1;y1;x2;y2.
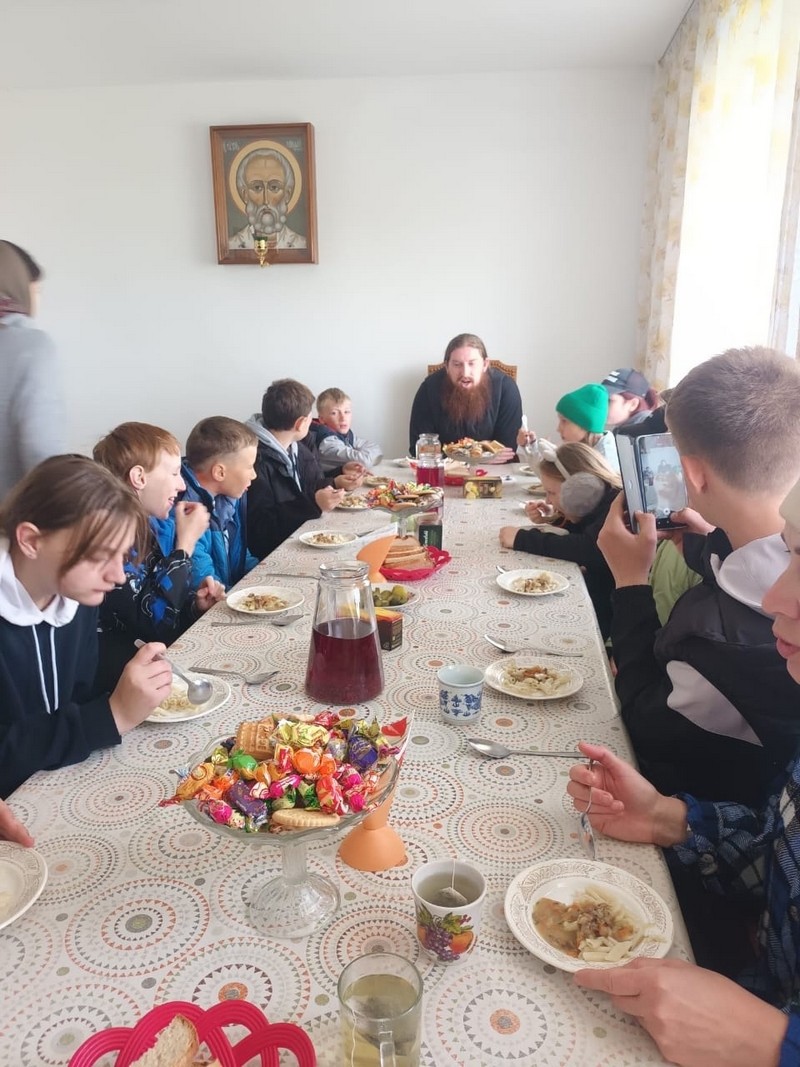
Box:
305;617;384;704
417;464;444;488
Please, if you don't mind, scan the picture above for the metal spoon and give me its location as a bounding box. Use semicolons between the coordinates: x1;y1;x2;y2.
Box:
133;639;212;705
467;738;580;759
484;634;582;658
189;666;278;686
579;760;598;859
210;614;305;628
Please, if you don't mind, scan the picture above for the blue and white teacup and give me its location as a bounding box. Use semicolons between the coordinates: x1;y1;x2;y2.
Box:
437;665;484;723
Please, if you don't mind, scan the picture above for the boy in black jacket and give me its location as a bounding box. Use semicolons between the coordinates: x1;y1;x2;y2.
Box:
597;347;800;807
246;379;361;559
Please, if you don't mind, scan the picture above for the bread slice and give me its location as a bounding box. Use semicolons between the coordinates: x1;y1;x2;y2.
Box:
127;1015;199;1067
481;439;506;455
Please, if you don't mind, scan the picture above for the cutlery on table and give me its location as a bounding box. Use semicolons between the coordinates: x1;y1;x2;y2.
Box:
133;639;212;704
579;760;598;859
467;738;580;759
211;614;305;628
188;667;278;686
484;634;582;658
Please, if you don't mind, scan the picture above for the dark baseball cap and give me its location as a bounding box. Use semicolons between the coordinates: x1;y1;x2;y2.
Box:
601;367;651;398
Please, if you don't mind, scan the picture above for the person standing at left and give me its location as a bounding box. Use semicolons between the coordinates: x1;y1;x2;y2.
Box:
0;241;65;500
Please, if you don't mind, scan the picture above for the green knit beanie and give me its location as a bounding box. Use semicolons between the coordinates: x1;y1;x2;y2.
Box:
556;384;609;434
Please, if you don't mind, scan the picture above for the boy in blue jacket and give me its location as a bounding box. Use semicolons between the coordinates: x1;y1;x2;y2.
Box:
180;416;260;589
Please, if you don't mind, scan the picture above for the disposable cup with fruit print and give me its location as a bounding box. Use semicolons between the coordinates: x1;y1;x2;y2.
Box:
411;859;486;964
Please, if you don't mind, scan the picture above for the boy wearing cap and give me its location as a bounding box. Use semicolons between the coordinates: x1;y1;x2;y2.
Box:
601;367;661;431
518;383;619;472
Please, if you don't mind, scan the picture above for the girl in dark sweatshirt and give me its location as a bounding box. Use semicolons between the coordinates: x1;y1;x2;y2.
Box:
0;455;173;797
498;441;621;638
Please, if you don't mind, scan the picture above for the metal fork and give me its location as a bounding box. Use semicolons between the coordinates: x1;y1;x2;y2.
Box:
579;760;598;860
189;667;278;686
210;614;305;628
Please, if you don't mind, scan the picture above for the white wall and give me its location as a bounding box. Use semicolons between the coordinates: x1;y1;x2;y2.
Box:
0;68;651;459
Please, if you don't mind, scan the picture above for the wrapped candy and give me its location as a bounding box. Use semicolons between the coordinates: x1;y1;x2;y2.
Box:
272;744;294;774
347;734;379;773
267;773;302;799
337;765;363;792
274;721;330;749
325;731;348;762
202;799;234;825
228;780;270;828
271;789;297;810
229;751;259;779
209;745;231;767
292;747;321;776
174;762;216;800
316;775;346;815
297;781;321;810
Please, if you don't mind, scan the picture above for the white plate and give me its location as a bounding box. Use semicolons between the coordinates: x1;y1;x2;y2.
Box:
226;585;304;615
371;582;417;611
496;568;569;596
146;675;231;724
0;842;47;931
518;466;542;484
335;497;370;511
525;483;547;496
391;457;412;467
504;858;674;972
298;530;359;549
484;658;583;701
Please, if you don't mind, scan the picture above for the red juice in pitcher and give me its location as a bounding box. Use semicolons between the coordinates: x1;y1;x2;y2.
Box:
305;617;384;704
417;463;445;488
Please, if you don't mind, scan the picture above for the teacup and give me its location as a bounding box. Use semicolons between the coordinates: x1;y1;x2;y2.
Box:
437;664;484;723
338;951;423;1066
412;859;487;964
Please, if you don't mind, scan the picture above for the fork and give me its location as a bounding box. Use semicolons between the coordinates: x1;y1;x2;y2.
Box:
189;667;278;686
210;614;305;628
579;760;598;860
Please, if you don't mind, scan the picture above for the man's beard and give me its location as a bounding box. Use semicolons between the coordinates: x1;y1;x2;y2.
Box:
441;373;492;428
247;200;288;236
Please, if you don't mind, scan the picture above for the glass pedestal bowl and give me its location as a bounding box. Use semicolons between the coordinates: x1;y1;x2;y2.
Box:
182;744;399;939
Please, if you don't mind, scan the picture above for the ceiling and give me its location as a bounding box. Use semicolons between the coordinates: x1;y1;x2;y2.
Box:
2;0;691;91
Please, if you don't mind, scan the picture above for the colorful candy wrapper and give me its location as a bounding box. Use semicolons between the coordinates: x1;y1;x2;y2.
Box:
202;799;235;825
228;779;270;827
271;789;297;810
297;781;321;809
174;762;216;800
337;765;363;791
274;721;330;749
267;774;302;799
347;734;379;773
273;743;294;774
209;745;231;767
229;751;259;779
316;774;346;814
292;747;321;776
325;732;348;762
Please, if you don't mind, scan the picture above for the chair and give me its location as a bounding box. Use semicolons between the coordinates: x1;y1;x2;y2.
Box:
427;359;517;381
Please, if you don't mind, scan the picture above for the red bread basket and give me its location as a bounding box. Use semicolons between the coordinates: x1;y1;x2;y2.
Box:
67;1000;316;1067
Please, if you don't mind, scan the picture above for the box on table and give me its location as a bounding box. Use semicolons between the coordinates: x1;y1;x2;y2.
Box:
463;476;503;499
375;607;403;651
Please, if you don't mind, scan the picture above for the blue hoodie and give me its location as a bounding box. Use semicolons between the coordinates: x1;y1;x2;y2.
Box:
179;461;259;590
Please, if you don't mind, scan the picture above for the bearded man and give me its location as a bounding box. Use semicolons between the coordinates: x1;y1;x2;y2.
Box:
228;149;307;251
408;334;521;458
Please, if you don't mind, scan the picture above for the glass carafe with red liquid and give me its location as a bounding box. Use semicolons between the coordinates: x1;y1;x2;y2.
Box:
305;561;384;704
415;433;444;488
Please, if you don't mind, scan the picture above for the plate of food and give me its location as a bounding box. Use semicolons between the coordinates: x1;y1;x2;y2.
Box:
371;582;417;610
496;568;569;596
363;474;391;487
504;858;673;972
443;438;507;460
335;494;370;510
146;675;232;723
484;659;583;700
0;842;47;932
365;481;443;511
226;585;305;615
518;465;542;484
298;530;359;548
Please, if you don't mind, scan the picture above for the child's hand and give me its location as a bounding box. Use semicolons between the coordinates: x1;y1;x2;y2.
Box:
110;642;173;734
195;577;225;613
597;494;657;587
526;501;554;522
342;461;366;477
316;487;345;512
336;471;363;490
517;428;536;448
0;800;34;847
485;447;516;465
173;501;210;555
498;526;520;549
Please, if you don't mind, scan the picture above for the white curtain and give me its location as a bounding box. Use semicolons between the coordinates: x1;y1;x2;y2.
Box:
638;0;800;387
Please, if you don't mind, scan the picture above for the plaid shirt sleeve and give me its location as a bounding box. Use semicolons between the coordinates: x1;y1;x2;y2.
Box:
671;793;768;901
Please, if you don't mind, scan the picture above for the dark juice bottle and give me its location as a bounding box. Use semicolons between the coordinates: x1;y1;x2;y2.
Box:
305;617;384;704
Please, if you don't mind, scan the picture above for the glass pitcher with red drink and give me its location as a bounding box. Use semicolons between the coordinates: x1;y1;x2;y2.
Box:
415;433;445;489
305;561;385;704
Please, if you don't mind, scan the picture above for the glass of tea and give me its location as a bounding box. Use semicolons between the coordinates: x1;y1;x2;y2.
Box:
305;561;385;704
338;952;423;1067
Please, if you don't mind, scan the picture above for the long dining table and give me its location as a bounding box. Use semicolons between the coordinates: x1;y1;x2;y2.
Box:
0;465;691;1066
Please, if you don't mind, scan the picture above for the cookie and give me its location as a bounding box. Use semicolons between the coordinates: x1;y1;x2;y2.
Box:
271;809;341;830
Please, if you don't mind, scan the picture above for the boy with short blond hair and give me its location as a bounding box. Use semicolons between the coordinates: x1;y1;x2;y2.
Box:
308;387;382;472
93;421;224;688
181;416;259;589
246;379;360;558
598;346;800;806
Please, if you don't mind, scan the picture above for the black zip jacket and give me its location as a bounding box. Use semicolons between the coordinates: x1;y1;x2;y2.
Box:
247;439;333;558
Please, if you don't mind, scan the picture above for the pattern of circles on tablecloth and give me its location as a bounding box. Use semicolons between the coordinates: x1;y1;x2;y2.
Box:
393;766;464;824
127;818;240;877
404;721;463;763
414;599;481;625
60;770;166;831
410;621;484;653
461;752;561;797
2;981;145;1067
449;800;563;868
156;936;310;1022
427;965;584;1065
119;720;213;763
65;879;209;977
308;904;428;991
0;916;57;994
37;834;122;904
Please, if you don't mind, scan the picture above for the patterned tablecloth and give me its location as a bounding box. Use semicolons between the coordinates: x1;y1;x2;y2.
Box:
0;468;691;1066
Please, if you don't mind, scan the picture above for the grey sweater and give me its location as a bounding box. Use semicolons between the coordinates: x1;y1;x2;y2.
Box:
0;314;65;499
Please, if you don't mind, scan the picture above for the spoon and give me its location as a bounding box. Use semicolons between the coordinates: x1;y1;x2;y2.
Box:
189;666;279;686
210;614;305;628
484;634;582;658
579;760;598;859
467;738;580;759
430;859;468;907
133;639;212;705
